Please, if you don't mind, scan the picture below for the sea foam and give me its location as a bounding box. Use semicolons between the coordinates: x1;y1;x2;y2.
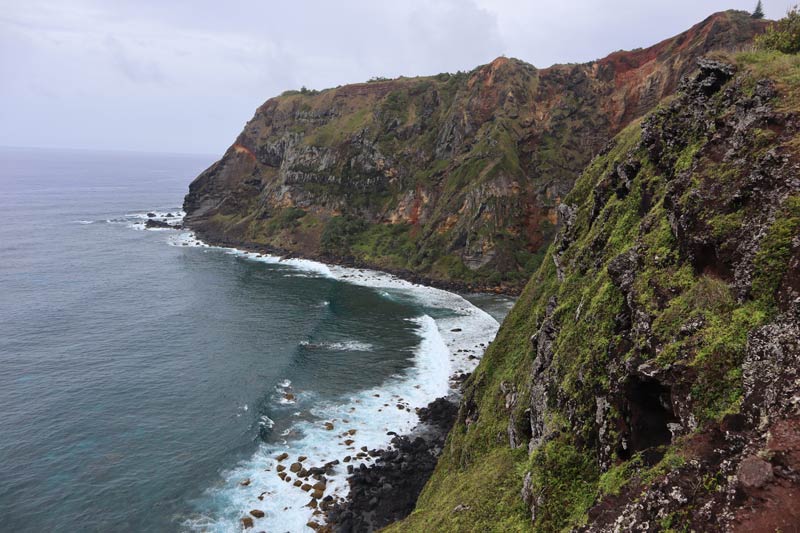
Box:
150;228;499;532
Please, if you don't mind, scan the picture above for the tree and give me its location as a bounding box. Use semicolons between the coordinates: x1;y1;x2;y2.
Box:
756;6;800;53
753;1;765;19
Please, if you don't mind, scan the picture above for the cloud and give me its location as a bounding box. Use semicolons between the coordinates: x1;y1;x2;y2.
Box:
0;0;795;153
105;35;166;85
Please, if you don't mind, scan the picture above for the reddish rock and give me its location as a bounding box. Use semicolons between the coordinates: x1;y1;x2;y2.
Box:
737;456;774;489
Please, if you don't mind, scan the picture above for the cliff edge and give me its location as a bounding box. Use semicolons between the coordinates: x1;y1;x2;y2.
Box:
184;11;765;293
384;51;800;532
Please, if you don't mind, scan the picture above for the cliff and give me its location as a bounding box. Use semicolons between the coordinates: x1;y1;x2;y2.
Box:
383;52;800;532
183;10;765;293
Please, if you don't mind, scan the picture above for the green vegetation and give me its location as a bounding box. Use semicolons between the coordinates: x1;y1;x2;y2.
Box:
527;439;599;531
756;6;800;53
184;23;800;528
265;207;306;232
320;215;367;256
750;195;800;305
388;52;799;531
752;0;765;19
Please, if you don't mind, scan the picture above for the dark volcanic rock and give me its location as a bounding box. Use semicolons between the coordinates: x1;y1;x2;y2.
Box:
326;397;458;532
144;219;180;229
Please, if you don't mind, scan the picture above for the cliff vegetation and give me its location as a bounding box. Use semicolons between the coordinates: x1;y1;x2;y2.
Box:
385;47;800;532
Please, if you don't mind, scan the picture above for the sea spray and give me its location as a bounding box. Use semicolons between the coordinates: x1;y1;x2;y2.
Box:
131;216;499;532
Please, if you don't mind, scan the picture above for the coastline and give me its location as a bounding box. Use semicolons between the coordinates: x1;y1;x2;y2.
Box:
155;220;504;532
324;396;461;532
186;226;523;297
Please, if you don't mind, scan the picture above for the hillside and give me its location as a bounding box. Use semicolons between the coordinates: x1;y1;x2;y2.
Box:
183;10;765;293
384;52;800;532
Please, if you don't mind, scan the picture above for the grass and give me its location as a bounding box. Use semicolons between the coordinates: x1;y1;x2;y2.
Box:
387;52;800;532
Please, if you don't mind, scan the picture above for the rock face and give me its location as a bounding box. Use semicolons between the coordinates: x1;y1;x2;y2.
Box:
183;11;765;292
383;52;800;532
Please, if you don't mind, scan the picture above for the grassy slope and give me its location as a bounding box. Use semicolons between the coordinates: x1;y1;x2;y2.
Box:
206;63;549;289
192;11;766;292
384;51;800;532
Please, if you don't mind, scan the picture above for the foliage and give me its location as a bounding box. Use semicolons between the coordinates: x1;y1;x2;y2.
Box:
527;439;599;531
750;195;800;305
753;0;765;19
756;6;800;53
388;52;800;532
319;215;367;255
265;207;306;231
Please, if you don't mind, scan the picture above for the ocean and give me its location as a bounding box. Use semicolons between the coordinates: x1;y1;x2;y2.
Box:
0;147;512;532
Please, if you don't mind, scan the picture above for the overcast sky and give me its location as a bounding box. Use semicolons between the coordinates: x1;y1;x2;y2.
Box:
0;0;792;155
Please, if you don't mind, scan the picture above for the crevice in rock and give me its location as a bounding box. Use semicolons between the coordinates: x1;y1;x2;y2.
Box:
619;377;677;461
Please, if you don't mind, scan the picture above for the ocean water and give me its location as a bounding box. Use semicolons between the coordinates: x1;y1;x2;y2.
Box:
0;147;512;532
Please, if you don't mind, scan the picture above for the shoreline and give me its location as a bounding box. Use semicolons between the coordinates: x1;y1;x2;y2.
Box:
186;225;523;297
324;396;461;532
157;221;503;532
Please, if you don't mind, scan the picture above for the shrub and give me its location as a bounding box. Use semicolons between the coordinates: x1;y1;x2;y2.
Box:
320;215;367;255
266;207;306;231
756;6;800;53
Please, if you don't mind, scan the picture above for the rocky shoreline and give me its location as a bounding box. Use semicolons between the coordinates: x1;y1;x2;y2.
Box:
185;227;522;296
324;397;460;533
172;223;496;531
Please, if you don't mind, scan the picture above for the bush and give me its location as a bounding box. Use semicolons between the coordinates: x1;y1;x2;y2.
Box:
266;207;306;231
320;215;367;255
756;6;800;53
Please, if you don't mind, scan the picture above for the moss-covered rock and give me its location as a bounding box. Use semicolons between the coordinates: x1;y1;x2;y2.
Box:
184;12;765;293
386;52;800;532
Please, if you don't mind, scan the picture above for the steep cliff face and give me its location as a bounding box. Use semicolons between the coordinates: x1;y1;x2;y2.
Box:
184;11;764;292
385;53;800;532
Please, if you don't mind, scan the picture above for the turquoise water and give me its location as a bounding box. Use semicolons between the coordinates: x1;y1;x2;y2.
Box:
0;147;511;532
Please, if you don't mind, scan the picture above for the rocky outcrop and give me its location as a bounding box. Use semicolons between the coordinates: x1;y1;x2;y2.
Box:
184;11;765;293
384;50;800;532
325;398;458;532
144;219;181;229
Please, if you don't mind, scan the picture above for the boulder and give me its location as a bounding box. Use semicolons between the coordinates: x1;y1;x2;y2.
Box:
737;456;774;489
144;219;173;229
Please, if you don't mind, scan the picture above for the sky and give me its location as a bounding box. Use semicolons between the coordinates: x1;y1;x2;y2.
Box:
0;0;793;155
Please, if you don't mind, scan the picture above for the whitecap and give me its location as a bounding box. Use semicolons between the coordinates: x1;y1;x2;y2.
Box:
128;226;500;532
299;340;374;352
